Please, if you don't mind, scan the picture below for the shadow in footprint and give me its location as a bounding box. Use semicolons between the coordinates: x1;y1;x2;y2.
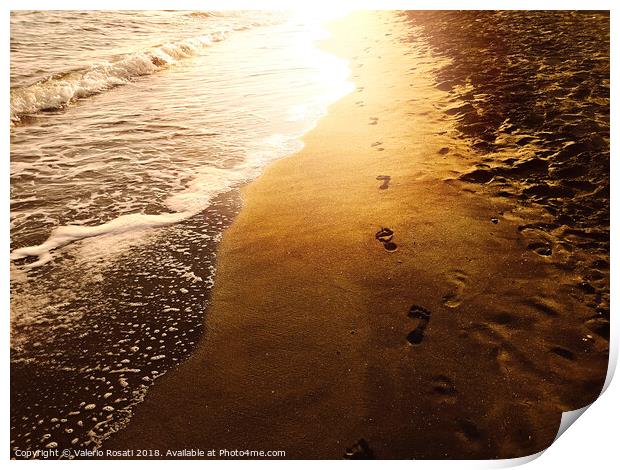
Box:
457;419;483;442
549;346;575;360
527;242;552;256
369;117;379;125
407;305;431;345
585;316;610;340
371;141;385;151
376;175;391;189
375;227;397;252
344;439;375;459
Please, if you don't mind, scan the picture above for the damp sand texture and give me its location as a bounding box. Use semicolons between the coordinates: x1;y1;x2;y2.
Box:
100;11;610;459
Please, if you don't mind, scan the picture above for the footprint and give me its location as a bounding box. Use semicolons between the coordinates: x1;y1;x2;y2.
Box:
491;312;515;326
382;241;397;252
438;147;450;155
527;242;552;256
457;419;483;442
431;375;456;400
375;227;397;252
530;299;559;317
520;227;554;257
442;270;468;308
355;100;365;107
585;316;610;340
371;141;385;151
406;305;431;345
369;117;379;125
375;227;393;241
466;322;551;380
344;439;374;459
357;86;365;93
549;346;575;360
376;175;391;190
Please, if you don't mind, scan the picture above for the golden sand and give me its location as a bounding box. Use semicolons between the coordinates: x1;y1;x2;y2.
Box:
105;12;607;459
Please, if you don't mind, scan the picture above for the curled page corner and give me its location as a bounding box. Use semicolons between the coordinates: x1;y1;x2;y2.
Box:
497;450;545;468
498;353;616;468
549;347;617;449
554;405;591;442
489;405;595;469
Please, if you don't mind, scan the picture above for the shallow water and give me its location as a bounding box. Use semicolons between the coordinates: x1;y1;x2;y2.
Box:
10;10;352;455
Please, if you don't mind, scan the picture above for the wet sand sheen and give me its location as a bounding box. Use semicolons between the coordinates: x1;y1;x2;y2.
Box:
104;11;607;459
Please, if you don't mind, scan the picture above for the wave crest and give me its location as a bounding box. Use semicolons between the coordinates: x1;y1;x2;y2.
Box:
10;30;229;122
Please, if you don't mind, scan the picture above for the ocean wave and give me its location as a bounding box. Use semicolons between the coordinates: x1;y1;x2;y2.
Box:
11;28;235;122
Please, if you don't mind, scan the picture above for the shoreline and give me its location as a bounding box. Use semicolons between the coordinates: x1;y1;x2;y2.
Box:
9;13;353;456
103;11;608;459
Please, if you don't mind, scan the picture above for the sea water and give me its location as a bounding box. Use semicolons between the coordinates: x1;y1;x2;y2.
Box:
10;10;352;455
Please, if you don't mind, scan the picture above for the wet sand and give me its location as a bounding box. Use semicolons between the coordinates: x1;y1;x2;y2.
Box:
104;11;609;459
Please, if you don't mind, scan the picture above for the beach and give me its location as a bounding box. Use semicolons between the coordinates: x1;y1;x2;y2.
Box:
99;11;609;459
10;11;350;454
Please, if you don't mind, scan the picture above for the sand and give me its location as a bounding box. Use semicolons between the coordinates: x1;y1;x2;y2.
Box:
104;11;609;459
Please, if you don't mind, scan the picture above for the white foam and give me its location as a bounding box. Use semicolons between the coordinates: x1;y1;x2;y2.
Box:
11;212;188;267
11;166;247;268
